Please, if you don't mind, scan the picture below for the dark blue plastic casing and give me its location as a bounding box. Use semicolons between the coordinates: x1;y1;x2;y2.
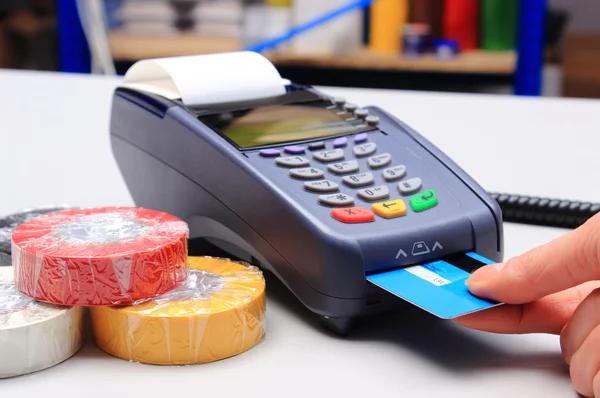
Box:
110;85;503;330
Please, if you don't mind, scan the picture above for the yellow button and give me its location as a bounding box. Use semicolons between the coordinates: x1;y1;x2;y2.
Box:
372;199;407;218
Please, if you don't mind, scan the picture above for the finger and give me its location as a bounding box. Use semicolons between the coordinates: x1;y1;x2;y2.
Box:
466;214;600;303
455;304;549;334
569;324;600;398
455;282;600;335
561;287;600;364
594;370;600;398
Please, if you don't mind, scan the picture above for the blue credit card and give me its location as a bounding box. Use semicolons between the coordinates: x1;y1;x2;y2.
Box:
367;252;502;319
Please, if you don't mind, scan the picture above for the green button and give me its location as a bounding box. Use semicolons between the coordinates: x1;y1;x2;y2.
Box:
410;190;438;212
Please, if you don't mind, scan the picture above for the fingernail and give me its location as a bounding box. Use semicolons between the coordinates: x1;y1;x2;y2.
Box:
465;263;505;294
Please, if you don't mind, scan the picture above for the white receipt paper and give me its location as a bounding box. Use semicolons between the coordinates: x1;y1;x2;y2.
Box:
121;51;287;106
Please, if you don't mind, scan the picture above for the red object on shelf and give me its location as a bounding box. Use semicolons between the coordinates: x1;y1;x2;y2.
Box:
409;0;443;38
443;0;479;51
12;207;189;306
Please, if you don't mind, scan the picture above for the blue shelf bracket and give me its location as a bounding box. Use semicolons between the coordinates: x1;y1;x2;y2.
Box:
515;0;548;96
56;0;91;73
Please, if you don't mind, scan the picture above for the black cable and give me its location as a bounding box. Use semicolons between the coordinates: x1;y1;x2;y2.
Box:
489;192;600;229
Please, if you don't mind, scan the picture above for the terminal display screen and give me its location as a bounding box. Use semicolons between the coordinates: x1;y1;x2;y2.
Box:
199;104;367;149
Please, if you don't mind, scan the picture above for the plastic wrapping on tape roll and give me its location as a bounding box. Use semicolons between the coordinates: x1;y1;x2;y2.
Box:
90;256;266;365
0;206;73;266
11;207;189;306
0;267;84;378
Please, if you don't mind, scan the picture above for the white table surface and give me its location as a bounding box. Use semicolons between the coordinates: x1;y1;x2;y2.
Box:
1;69;600;397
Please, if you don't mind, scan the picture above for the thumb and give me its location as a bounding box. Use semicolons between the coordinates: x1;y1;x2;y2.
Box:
466;215;600;304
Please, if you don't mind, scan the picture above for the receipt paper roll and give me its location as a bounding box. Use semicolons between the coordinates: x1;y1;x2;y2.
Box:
0;267;84;378
121;51;287;105
12;207;189;306
90;256;266;365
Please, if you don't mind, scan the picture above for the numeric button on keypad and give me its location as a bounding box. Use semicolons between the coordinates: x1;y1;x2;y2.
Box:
353;142;377;157
382;165;407;181
308;141;326;150
319;193;355;207
342;172;374;188
289;167;324;180
357;185;389;202
313;149;344;162
328;160;359;175
304;180;339;193
276;156;310;167
398;177;422;195
368;153;391;169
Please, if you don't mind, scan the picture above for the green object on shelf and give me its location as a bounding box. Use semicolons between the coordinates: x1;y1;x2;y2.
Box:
481;0;518;51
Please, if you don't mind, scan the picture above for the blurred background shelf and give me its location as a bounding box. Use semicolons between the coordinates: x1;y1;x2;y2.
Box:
4;0;595;98
107;30;517;92
108;31;242;59
108;30;515;74
100;0;543;94
268;48;516;74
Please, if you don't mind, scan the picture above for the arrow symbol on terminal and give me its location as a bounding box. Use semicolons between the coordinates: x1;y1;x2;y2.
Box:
421;192;434;200
432;242;443;251
396;249;408;259
383;202;396;209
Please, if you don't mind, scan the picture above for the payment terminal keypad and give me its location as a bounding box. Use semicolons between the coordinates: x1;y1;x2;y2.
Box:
398;177;422;195
372;199;407;219
327;160;359;175
353;142;377;157
342;172;374;188
410;190;438;212
357;185;389;202
269;131;439;223
313;149;344;162
333;137;348;148
319;193;355;207
308;142;326;150
304;180;339;193
367;153;391;169
276;156;310;167
289;167;324;179
382;165;407;181
331;207;374;223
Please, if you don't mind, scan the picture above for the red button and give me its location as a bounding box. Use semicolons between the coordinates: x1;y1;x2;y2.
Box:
331;207;375;223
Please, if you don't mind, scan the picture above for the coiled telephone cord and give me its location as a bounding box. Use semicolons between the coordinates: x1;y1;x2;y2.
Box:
489;192;600;229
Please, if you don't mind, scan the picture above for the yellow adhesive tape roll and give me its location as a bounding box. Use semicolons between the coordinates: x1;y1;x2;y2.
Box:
90;256;266;365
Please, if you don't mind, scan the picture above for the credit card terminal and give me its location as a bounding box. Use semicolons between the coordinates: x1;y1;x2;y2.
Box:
109;52;503;334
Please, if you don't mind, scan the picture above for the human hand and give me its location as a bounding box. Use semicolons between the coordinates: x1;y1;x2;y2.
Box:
454;215;600;397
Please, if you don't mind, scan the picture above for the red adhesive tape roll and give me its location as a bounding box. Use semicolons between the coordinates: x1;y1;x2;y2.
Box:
11;207;189;306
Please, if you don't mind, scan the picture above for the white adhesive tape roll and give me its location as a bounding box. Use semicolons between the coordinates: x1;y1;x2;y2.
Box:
121;51;287;105
0;267;84;378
